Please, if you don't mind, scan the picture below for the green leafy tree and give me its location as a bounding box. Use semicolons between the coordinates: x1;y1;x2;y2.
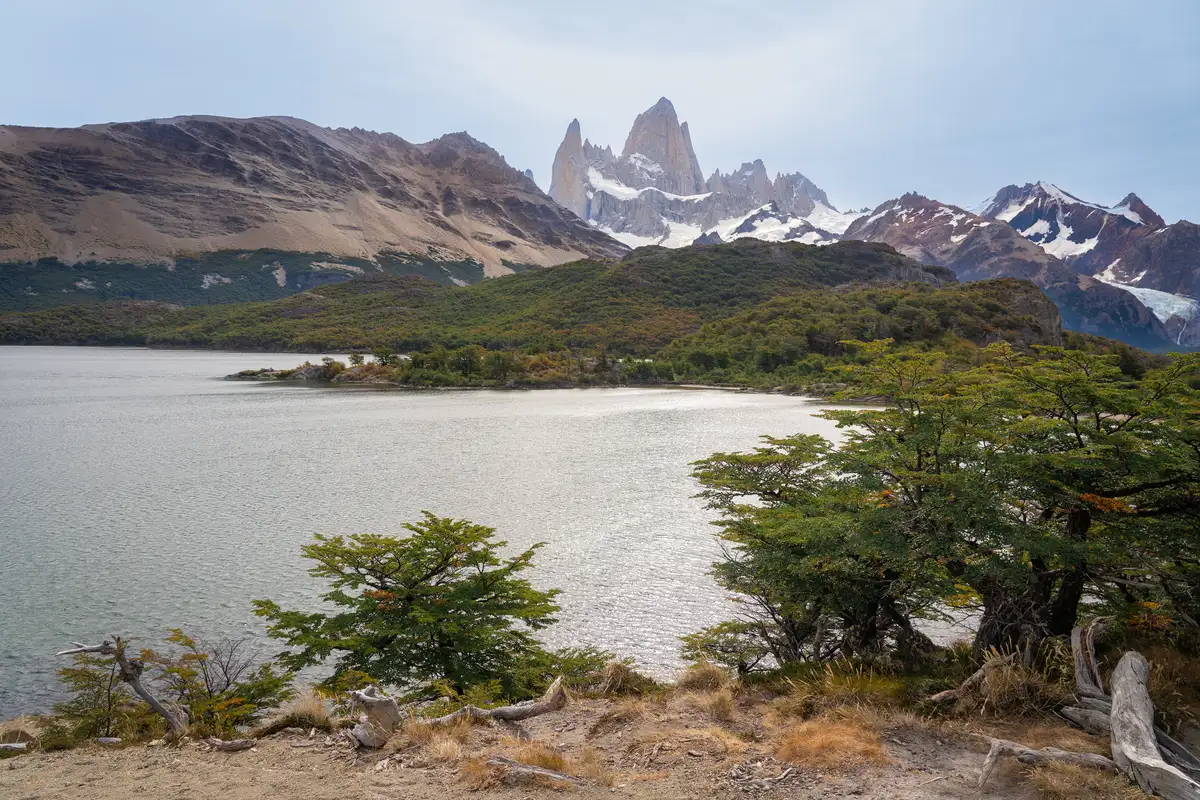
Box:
254;513;562;699
49;653;157;742
372;347;400;367
690;341;1199;663
348;352;365;366
144;630;293;737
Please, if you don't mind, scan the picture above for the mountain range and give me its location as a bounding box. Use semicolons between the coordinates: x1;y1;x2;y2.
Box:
548;98;1197;348
0;115;625;308
1;99;1196;350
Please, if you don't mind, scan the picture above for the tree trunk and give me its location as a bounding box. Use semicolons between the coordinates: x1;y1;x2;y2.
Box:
428;676;568;725
56;637;187;737
977;739;1116;789
1109;651;1200;799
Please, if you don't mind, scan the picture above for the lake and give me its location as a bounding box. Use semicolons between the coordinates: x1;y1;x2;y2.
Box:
0;346;862;718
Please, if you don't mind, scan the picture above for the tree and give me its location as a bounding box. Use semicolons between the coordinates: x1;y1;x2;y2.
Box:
144;630;292;737
690;341;1200;663
348;353;365;367
254;513;563;699
372;347;400;368
50;653;154;741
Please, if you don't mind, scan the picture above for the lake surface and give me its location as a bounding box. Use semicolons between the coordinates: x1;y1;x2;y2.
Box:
0;346;861;718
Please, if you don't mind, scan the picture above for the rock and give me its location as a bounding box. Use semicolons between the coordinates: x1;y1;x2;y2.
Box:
621;98;706;196
692;231;723;245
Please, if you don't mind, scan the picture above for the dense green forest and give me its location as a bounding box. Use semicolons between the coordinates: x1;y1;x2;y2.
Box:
0;250;490;311
0;239;1159;390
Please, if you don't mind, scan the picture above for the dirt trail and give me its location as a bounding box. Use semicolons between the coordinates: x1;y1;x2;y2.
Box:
1;695;1068;800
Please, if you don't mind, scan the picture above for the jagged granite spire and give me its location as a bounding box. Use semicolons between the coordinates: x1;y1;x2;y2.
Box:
549;118;588;218
621;98;705;195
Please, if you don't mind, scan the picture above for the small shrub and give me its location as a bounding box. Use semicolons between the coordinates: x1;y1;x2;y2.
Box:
676;661;730;692
774;718;889;770
592;659;660;696
954;646;1073;717
1026;762;1145;799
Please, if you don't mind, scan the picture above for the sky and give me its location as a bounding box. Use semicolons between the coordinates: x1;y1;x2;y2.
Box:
4;0;1199;222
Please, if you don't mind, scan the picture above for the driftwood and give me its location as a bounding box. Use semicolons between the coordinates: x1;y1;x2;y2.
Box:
1072;616;1110;699
1109;651;1200;799
204;737;256;752
0;743;28;752
978;738;1117;788
428;676;568;726
486;756;583;786
1064;622;1200;784
56;637;187;737
1060;706;1112;737
927;653;1010;706
348;685;402;748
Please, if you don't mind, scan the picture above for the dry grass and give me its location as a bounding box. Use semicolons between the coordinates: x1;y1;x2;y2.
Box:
252;687;332;736
594;659;659;696
773;662;908;720
425;734;464;764
953;647;1074;718
1145;645;1200;731
459;758;503;790
684;687;736;723
774;717;890;770
406;716;472;746
675;662;730;692
503;738;566;772
0;716;40;745
589;698;647;736
1025;762;1145;799
1007;724;1111;757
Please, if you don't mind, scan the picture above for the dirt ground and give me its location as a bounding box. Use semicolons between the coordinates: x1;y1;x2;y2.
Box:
1;693;1100;800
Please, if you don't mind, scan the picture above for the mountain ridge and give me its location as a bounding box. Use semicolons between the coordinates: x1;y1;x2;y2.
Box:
0;114;628;307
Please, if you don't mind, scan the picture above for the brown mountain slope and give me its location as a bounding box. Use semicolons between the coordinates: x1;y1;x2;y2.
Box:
0;115;627;277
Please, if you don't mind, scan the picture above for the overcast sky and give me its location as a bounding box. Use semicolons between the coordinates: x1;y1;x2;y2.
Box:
5;0;1199;221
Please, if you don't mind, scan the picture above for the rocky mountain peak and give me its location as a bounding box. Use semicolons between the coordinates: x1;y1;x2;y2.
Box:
620;97;705;195
549;118;588;218
1116;193;1165;228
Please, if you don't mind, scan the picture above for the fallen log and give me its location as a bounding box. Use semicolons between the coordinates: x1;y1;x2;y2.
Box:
56;637;187;737
204;737;256;752
487;756;583;786
428;676;568;725
347;685;402;749
1109;651;1200;799
1060;706;1111;737
978;738;1117;789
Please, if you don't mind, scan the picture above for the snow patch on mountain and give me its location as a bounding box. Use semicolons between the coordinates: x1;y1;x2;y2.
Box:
1095;270;1198;328
587;168;711;202
805;202;866;235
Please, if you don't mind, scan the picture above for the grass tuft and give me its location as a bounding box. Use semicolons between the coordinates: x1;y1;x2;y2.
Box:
1025;762;1145;799
676;662;730;692
252;687;332;736
774;718;889;770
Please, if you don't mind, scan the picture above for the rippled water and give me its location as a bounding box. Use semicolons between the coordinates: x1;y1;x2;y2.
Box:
0;346;860;717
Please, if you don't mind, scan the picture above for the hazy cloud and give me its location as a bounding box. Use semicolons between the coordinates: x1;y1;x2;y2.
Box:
3;0;1198;219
